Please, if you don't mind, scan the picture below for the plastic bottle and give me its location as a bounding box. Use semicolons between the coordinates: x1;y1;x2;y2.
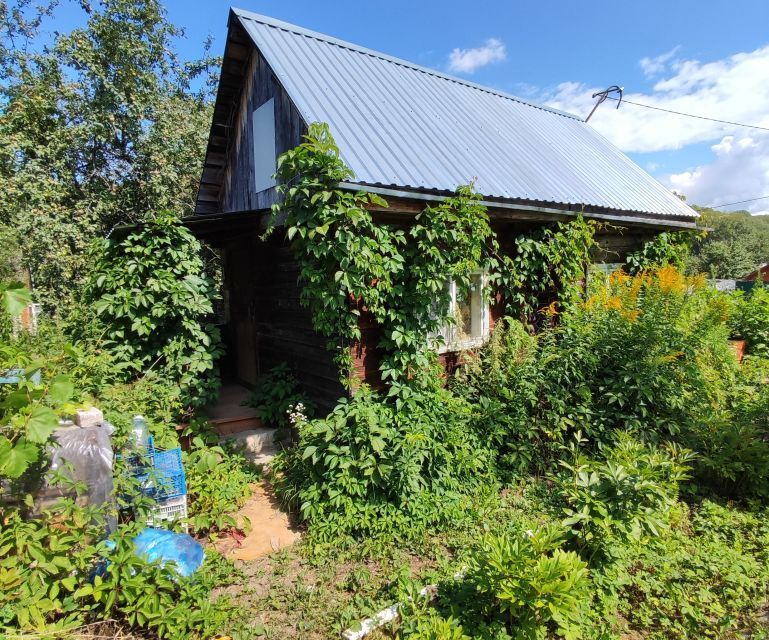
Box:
132;415;149;450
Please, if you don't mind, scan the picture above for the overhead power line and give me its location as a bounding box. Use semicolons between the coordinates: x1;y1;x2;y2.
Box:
603;95;769;132
707;194;769;209
585;87;769;211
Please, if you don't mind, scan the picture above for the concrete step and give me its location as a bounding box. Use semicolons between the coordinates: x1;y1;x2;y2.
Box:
223;428;280;466
210;414;263;435
205;383;262;436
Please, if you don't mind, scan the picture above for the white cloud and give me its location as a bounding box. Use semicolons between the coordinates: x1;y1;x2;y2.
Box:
639;46;681;78
448;38;506;74
543;45;769;154
540;45;769;211
667;134;769;213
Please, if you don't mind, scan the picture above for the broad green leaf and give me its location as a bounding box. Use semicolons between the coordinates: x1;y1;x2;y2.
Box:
1;283;31;317
26;406;59;443
0;437;39;479
48;375;74;404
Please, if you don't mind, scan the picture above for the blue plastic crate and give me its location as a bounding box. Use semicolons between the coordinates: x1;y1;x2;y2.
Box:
117;437;156;472
148;448;187;499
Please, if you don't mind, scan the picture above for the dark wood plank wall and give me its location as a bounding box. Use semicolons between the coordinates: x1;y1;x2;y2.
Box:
347;216;654;389
219;48;306;214
225;234;345;413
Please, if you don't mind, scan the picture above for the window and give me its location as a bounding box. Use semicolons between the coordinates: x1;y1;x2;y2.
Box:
252;98;276;193
434;272;490;353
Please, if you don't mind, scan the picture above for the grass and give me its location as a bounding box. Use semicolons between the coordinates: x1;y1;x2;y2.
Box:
214;480;559;639
213;479;769;640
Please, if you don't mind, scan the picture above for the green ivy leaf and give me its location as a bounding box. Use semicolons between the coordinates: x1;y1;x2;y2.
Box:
0;436;39;478
1;283;32;317
48;375;74;404
26;406;59;443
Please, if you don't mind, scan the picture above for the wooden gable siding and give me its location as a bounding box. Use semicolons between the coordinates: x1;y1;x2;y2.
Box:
219;47;305;214
744;264;769;283
225;234;344;413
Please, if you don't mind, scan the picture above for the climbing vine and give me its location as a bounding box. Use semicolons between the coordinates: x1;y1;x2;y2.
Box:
271;123;498;386
272;122;596;385
496;217;597;329
625;231;694;275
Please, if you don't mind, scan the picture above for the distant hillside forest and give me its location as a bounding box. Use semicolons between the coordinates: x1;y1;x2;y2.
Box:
688;207;769;279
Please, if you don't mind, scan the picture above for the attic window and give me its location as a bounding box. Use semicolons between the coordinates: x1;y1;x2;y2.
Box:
252;98;277;193
433;272;490;353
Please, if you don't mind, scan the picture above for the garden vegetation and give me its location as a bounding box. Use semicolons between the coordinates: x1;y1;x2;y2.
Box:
264;125;769;638
1;1;769;633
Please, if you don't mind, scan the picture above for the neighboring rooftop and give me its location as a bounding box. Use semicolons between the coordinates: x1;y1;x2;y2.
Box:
198;8;699;222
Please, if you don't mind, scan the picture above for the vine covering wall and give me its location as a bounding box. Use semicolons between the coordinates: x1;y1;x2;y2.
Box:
271;122;598;388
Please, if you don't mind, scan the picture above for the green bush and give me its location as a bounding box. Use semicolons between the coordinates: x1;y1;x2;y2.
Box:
245;362;311;431
684;355;769;500
453;320;546;479
599;501;769;639
271;385;495;543
556;434;694;553
95;374;186;449
467;526;590;639
402;525;590;640
540;267;736;447
734;285;769;357
184;437;259;535
81;212;223;410
0;498;240;639
624;231;693;275
0;288;81;486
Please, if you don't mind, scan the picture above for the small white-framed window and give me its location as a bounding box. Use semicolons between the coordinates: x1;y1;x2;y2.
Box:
252;98;277;193
433;272;490;353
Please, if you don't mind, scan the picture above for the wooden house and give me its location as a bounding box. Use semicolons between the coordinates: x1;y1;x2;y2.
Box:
188;8;699;411
743;264;769;284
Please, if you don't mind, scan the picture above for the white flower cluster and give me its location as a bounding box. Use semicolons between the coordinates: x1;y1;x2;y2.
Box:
287;402;307;427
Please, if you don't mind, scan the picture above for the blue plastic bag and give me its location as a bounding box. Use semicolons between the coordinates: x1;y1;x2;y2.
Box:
132;528;204;578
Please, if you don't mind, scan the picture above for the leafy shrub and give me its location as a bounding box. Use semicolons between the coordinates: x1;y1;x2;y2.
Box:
684;355;769;500
245;362;311;431
95;374;186;449
402;526;590;640
599;501;769;639
466;526;590;639
556;434;694;552
734;285;769;357
453;320;547;479
458;268;737;479
539;267;736;448
81;212;223;409
271;385;494;543
624;231;693;275
0;498;240;639
184;437;259;535
0;288;80;485
0;369;77;484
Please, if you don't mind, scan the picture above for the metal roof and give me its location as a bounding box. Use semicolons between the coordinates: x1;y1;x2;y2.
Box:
232;8;698;220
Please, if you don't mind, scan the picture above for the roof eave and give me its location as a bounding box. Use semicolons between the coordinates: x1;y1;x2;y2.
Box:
339;182;699;230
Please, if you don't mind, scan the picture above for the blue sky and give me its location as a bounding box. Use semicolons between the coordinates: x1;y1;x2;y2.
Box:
52;0;769;212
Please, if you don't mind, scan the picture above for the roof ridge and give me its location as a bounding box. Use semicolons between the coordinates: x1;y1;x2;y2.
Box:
231;6;583;121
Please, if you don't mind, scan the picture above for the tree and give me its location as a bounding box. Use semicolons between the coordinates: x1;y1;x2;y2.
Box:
81;213;222;409
0;0;218;312
689;207;769;278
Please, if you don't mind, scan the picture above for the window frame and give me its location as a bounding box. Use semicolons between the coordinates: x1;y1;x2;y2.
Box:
435;271;490;354
252;98;277;194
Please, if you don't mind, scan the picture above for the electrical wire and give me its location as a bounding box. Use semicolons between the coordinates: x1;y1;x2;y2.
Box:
605;96;769;133
707;194;769;209
587;88;769;210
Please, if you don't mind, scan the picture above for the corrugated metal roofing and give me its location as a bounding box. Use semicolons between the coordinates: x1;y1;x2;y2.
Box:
233;8;698;220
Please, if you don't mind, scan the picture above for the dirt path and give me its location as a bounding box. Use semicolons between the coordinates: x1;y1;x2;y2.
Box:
215;482;302;561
